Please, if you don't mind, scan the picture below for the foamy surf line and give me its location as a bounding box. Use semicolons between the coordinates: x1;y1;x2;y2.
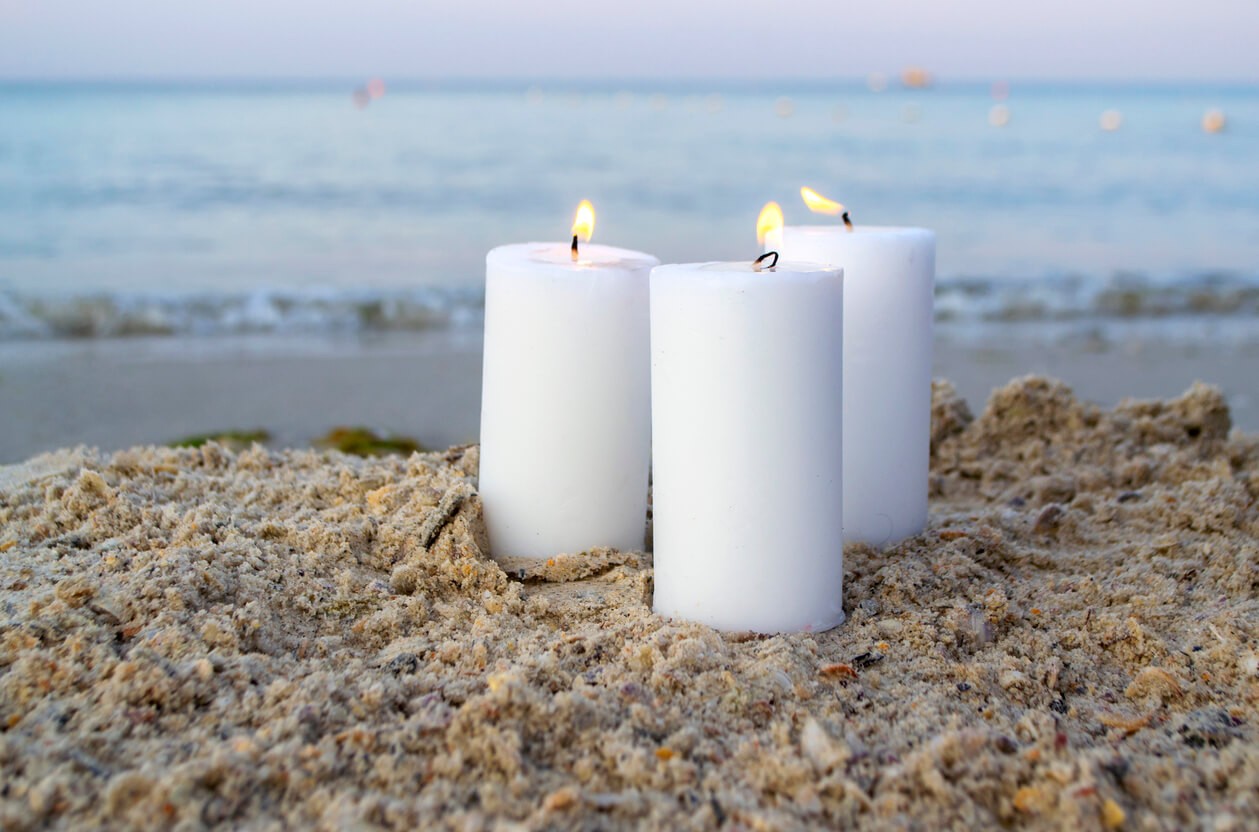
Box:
0;286;486;341
1;272;1257;342
933;271;1259;323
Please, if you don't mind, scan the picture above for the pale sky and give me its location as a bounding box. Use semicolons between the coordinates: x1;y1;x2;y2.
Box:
1;0;1256;82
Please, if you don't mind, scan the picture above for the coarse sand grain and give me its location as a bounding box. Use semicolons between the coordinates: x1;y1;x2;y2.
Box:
1;376;1257;830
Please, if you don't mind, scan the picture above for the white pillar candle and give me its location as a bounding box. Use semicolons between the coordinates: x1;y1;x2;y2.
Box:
650;259;846;633
768;204;935;547
479;228;658;559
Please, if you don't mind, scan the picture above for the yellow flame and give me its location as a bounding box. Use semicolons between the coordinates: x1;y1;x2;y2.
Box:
800;186;845;216
756;201;783;246
571;200;595;243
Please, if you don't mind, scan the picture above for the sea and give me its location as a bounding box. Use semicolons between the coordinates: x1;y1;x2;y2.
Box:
1;78;1257;346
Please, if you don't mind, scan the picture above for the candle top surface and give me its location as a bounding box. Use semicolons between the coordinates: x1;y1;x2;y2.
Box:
782;224;934;240
656;260;838;276
488;242;658;272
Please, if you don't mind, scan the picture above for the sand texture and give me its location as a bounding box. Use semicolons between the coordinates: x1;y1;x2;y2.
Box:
1;376;1257;830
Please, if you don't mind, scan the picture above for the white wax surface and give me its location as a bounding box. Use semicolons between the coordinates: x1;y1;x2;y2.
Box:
479;242;658;559
650;261;845;633
771;226;935;546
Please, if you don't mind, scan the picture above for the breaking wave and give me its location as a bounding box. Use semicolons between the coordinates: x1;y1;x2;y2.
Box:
0;286;485;341
1;271;1256;343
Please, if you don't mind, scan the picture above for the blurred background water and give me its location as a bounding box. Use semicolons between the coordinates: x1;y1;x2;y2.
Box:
1;79;1256;342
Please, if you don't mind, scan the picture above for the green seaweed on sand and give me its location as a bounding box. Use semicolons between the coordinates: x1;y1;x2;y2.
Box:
168;429;271;450
316;426;424;457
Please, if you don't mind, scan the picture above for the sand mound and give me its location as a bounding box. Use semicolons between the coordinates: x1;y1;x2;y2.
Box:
2;377;1256;829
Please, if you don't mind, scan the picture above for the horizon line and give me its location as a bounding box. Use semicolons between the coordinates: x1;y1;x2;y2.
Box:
1;73;1257;88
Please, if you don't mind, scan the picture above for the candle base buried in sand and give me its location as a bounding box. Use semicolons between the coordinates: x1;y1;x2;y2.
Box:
650;260;845;633
479;242;658;560
770;225;935;547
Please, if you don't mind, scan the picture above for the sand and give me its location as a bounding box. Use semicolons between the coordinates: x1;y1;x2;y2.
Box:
1;375;1257;830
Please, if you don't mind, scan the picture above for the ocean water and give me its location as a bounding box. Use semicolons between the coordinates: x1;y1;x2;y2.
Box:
1;79;1257;341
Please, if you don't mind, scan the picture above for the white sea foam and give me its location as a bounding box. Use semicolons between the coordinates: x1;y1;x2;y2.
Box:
0;287;485;341
1;272;1256;344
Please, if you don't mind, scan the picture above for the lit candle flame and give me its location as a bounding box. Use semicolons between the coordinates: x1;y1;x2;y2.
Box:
570;200;595;261
800;186;853;231
756;201;783;246
571;200;595;242
800;186;844;216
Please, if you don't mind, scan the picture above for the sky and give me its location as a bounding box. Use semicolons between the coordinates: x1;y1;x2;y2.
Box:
1;0;1257;82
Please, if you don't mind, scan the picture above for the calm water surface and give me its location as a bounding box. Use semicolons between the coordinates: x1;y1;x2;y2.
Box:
1;79;1256;339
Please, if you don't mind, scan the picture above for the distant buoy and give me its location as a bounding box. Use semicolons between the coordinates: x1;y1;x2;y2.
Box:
988;104;1011;128
774;97;795;118
1100;109;1123;132
901;67;932;89
1202;109;1227;134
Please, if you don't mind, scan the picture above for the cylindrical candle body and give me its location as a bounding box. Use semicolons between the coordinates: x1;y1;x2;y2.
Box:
771;226;935;546
650;261;845;633
479;242;658;559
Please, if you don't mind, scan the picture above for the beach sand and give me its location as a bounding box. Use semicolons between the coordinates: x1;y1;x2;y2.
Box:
1;376;1257;829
